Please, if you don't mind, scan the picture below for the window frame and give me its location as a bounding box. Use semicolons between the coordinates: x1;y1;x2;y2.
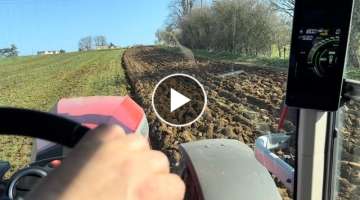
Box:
322;78;360;200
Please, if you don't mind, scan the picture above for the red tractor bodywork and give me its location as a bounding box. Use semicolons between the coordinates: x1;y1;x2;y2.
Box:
35;96;148;154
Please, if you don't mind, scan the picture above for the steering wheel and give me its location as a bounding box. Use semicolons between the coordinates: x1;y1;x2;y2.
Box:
0;107;90;147
0;107;90;200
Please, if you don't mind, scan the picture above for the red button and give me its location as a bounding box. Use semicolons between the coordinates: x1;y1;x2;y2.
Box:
50;160;62;168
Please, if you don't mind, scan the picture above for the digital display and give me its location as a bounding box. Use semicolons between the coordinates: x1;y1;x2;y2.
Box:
295;28;341;78
286;0;354;111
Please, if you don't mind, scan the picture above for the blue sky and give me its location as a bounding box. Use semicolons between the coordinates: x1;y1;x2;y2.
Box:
0;0;170;55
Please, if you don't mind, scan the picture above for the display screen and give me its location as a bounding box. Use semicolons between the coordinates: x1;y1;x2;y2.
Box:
286;0;354;111
296;28;340;78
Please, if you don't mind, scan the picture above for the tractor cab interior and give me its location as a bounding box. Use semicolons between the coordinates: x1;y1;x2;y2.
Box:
0;0;359;200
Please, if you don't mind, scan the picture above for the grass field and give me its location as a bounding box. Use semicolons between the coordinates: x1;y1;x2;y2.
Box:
0;49;128;177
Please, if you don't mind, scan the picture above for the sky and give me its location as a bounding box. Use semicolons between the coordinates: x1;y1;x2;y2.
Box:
0;0;171;55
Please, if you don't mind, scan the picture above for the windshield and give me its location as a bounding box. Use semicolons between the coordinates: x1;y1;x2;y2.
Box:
0;1;358;200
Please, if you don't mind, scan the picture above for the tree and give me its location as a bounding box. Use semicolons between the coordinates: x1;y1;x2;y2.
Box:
60;49;66;54
168;0;196;27
94;36;107;47
8;44;18;57
156;27;178;46
109;43;117;48
271;16;291;58
268;0;295;17
177;7;213;49
0;44;18;57
181;0;195;15
79;36;92;51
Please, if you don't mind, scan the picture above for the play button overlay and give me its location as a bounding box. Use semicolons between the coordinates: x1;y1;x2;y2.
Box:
152;73;207;127
170;89;191;112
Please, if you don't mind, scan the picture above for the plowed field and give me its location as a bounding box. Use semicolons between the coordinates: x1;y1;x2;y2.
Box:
122;46;294;198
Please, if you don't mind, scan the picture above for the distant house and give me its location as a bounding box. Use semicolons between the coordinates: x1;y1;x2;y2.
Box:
37;50;61;55
96;45;110;50
95;43;117;50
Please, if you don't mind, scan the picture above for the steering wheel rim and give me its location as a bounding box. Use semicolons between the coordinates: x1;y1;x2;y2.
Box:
0;107;90;147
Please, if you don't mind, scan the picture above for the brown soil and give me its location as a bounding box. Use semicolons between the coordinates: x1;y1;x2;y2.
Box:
122;46;294;199
123;46;359;200
337;100;360;200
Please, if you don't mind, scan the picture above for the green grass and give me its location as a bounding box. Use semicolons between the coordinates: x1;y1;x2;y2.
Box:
346;67;360;80
0;49;128;177
192;49;290;69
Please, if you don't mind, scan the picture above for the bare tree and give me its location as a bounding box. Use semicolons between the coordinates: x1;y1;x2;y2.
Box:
168;0;196;27
271;17;291;58
94;36;108;47
268;0;295;17
182;0;194;15
79;36;92;51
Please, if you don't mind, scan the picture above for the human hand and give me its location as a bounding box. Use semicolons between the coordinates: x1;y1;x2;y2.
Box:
27;125;185;200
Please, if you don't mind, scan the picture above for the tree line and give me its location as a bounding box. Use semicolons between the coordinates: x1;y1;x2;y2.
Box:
157;0;360;68
157;0;291;57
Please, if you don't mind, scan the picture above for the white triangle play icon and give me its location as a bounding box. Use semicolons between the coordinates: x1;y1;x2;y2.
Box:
170;88;191;112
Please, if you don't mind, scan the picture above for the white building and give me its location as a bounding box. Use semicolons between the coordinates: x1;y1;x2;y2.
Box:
37;50;61;55
95;44;117;50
